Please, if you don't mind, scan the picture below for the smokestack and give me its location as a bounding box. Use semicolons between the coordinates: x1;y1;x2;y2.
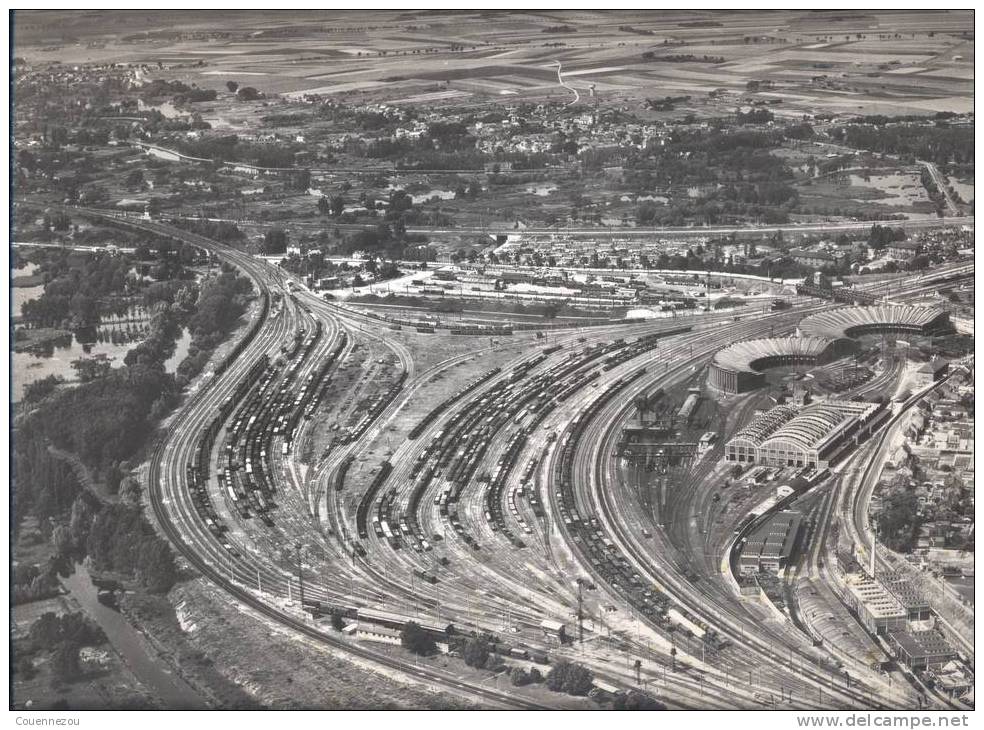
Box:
869;540;876;578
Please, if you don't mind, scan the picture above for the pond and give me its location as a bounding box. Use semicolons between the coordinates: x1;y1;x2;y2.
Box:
13;333;134;402
61;566;206;709
13;268;130;400
164;328;193;375
13;261;45;318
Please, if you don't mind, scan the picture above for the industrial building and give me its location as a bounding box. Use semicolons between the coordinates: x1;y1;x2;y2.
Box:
725;400;889;469
709;336;854;394
738;511;802;574
845;575;908;635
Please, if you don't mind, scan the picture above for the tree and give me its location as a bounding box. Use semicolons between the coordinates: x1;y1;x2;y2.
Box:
317;196;331;216
400;621;437;656
52;525;74;557
137;537;178;593
263;228;288;255
292;169;311;191
613;690;666;710
330;194;345;217
226;81;239;93
511;668;531;686
237;86;261;101
462;636;490;668
15;654;37;681
29;612;63;649
119;477;143;505
330;614;345;632
546;660;594;696
71;357;112;383
389;189;413;213
125;169;145;191
23;375;63;403
51;642;82;686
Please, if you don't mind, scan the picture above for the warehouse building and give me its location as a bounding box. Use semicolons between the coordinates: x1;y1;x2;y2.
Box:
725;400;889;469
738;511;803;574
878;571;932;622
889;630;956;671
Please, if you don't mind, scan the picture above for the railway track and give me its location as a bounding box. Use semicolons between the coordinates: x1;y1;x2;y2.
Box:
73;211;556;709
45;208;972;708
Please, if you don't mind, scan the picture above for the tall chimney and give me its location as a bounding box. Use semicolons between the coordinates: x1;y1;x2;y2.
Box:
869;540;876;578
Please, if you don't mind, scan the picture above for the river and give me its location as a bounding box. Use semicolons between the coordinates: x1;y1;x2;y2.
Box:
62;567;207;709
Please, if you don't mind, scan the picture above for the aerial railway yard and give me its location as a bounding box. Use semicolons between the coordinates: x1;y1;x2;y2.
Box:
83;210;972;709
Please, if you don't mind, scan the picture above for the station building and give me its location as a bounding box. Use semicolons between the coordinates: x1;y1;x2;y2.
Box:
724;400;889;470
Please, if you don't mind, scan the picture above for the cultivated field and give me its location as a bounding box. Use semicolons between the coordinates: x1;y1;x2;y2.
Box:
15;9;974;115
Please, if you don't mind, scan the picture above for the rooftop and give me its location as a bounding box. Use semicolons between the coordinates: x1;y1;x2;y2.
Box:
761;401;881;455
846;575;907;620
798;305;948;340
889;630;955;660
712;335;840;375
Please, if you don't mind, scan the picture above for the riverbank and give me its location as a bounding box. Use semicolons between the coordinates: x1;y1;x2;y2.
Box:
62;566;208;709
13;272;45;287
13;326;73;354
12;582;158;710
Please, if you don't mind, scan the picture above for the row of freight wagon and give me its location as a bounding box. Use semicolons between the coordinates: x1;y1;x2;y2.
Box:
395;340;640;554
552;369;728;654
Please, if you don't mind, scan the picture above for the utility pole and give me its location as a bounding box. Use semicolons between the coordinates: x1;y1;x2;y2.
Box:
296;542;305;606
576;578;584;645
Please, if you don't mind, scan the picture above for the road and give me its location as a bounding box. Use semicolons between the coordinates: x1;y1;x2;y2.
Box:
921;161;961;217
554;60;580;106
